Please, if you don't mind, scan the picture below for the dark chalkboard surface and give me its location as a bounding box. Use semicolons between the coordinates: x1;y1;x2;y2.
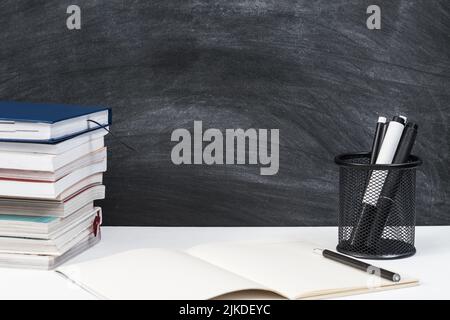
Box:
0;0;448;225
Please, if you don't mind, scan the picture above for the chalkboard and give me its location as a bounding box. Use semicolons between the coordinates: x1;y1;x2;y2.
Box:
0;0;448;226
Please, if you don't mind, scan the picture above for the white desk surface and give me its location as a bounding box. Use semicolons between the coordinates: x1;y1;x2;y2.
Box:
1;226;449;300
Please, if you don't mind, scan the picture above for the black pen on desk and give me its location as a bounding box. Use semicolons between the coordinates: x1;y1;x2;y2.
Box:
314;248;401;282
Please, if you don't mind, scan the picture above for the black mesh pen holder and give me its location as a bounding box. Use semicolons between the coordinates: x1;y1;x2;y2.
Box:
335;153;422;260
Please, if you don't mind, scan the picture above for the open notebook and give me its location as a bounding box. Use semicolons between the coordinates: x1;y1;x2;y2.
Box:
56;241;418;300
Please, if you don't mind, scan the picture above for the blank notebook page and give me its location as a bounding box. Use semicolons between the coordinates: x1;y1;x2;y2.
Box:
56;248;266;300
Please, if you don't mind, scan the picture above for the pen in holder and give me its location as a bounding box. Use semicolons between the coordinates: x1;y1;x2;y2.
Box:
335;153;422;260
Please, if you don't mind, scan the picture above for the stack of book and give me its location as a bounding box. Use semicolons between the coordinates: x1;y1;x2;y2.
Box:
0;101;111;269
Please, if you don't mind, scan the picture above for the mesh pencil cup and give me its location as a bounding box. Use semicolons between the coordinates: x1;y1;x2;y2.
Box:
335;153;422;260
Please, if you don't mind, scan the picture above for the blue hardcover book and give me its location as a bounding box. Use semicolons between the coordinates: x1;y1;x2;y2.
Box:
0;101;112;144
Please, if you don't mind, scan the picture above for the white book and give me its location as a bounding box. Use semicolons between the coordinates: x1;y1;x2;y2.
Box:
0;160;107;199
0;203;97;239
56;174;103;201
0;232;100;270
0;129;107;155
0;207;101;255
0;138;104;172
57;241;418;300
0;185;105;217
0;147;106;181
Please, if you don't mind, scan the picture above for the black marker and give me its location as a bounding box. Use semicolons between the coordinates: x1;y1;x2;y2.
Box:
363;116;406;205
366;122;418;246
370;116;387;164
350;116;404;247
314;248;401;282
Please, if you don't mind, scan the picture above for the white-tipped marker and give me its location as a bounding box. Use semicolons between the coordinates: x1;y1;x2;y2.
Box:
378;116;387;123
